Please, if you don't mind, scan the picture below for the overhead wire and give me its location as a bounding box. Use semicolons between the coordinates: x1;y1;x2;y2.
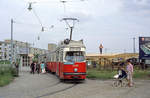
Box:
14;18;54;32
11;0;86;45
14;21;41;27
11;2;44;29
10;0;29;20
32;7;44;28
5;0;57;48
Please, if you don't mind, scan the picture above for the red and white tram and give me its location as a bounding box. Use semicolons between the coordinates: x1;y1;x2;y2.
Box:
39;39;86;80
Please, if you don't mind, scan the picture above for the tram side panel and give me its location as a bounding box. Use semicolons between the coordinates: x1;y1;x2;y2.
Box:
46;62;51;72
59;62;64;79
51;62;55;73
56;62;61;76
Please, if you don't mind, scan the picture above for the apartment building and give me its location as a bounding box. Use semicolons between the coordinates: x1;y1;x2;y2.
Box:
0;40;48;66
48;43;57;51
0;41;11;61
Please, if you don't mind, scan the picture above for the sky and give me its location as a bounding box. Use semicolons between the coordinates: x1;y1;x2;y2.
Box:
0;0;150;53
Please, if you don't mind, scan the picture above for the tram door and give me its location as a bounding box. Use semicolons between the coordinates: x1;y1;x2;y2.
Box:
56;51;59;76
56;63;59;76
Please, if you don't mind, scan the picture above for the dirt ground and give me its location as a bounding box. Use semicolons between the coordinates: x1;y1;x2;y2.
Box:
0;67;150;98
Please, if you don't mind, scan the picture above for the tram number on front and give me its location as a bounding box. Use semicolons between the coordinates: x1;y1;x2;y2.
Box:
73;64;79;67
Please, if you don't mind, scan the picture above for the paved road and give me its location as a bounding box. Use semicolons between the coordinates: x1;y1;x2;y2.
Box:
0;67;150;98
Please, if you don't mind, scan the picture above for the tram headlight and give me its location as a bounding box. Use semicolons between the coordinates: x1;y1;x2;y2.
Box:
74;68;78;72
81;48;85;51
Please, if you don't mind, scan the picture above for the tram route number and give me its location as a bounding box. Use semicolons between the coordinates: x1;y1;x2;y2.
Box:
70;47;81;51
73;64;79;67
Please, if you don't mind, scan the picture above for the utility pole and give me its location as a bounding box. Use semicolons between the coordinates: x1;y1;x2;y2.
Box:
133;37;136;53
26;42;28;66
11;19;14;66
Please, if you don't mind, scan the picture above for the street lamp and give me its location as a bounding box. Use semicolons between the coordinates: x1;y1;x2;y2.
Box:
133;37;136;53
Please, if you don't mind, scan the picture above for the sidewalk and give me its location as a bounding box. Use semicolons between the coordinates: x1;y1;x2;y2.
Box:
0;67;59;98
21;66;30;71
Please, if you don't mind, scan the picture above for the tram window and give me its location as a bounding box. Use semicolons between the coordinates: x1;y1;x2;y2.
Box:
65;51;85;62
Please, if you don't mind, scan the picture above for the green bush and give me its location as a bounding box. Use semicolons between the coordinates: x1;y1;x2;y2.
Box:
0;60;10;64
10;68;18;77
0;66;10;75
0;66;16;87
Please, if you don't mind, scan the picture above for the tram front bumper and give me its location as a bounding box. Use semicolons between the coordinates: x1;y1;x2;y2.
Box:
63;72;86;75
63;72;86;79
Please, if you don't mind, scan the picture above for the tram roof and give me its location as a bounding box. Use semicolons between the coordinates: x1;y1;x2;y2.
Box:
58;40;85;48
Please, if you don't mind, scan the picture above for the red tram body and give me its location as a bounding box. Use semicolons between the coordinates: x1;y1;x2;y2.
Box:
39;40;86;80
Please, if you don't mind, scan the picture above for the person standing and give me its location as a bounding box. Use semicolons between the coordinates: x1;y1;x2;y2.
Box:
99;44;103;54
40;62;45;73
118;66;127;79
31;62;35;74
126;60;134;87
36;62;40;74
15;62;19;76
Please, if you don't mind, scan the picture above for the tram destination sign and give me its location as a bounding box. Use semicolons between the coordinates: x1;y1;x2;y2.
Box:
70;47;81;51
139;37;150;59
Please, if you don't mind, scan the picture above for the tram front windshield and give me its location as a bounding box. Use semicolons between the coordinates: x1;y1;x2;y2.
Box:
65;51;85;62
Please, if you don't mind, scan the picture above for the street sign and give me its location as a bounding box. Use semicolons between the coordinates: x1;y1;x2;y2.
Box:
19;48;29;54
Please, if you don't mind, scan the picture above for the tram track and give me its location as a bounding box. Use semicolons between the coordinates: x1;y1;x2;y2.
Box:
38;81;61;90
35;83;78;98
44;74;61;88
0;72;78;98
27;73;61;92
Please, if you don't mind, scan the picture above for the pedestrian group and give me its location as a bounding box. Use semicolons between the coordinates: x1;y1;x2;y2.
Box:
116;60;134;87
30;61;46;74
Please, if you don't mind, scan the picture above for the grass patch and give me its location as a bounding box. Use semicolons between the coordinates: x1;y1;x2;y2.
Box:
87;69;150;80
0;73;13;87
87;69;116;80
0;66;16;87
133;70;150;79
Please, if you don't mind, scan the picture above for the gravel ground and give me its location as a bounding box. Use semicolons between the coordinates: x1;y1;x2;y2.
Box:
0;67;150;98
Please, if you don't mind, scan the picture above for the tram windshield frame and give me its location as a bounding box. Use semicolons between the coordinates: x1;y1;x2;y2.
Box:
65;51;85;62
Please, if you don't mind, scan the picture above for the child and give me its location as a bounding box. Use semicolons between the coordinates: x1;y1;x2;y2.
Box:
118;66;127;79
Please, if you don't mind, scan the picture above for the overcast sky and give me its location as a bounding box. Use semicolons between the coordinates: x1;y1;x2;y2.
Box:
0;0;150;53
